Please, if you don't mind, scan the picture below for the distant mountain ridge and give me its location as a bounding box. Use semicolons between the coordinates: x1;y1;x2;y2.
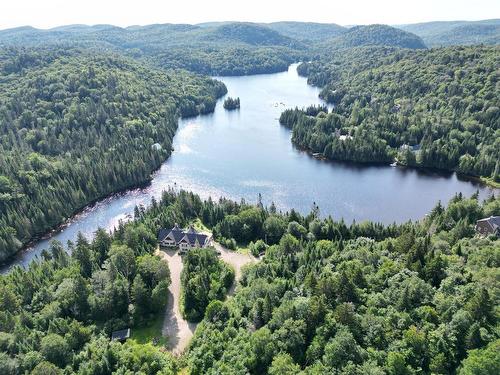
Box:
396;19;500;46
202;22;299;47
1;19;498;48
0;20;497;76
328;24;427;49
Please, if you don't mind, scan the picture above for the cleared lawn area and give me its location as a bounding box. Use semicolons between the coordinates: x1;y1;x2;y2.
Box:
131;314;168;347
235;245;250;255
189;218;210;232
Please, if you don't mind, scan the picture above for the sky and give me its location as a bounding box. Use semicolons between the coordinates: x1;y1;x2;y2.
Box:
1;0;499;30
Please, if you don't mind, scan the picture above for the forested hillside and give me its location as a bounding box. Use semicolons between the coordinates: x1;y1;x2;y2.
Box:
186;193;499;374
0;189;498;374
289;46;500;180
0;196;175;374
0;48;226;262
397;19;500;47
0;22;306;76
0;22;431;76
322;25;427;50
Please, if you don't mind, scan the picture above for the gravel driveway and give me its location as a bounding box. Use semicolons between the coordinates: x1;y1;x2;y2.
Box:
156;244;256;355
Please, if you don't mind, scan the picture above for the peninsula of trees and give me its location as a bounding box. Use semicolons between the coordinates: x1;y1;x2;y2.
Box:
282;45;499;182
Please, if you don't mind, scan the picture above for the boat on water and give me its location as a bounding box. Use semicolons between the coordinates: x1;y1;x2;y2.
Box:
312;152;327;160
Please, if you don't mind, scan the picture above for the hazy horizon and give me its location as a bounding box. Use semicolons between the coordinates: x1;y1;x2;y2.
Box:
2;18;500;32
2;0;499;30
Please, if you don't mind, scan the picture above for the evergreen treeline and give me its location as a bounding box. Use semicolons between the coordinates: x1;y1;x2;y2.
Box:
324;24;427;50
181;248;234;322
184;192;499;375
0;217;173;374
0;23;305;76
0;22;430;77
223;97;240;110
1;188;497;374
398;19;500;47
289;46;500;177
0;48;227;262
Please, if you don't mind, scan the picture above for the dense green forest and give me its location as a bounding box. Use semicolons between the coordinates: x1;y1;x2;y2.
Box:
181;248;234;322
265;22;347;42
185;192;499;374
0;189;498;374
0;48;227;262
285;46;500;179
322;25;426;50
0;23;305;76
0;22;429;77
1;19;498;77
398;19;500;47
0;198;175;374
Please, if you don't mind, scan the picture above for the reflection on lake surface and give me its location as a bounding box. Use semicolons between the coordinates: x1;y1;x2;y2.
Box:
2;64;495;272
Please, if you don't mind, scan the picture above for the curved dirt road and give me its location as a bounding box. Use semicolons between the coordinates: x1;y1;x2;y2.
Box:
156;245;256;355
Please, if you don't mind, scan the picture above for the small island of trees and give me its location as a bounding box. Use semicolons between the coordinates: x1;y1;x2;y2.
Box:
223;96;240;110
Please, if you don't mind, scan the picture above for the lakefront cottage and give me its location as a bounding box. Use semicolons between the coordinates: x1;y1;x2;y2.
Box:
158;224;211;253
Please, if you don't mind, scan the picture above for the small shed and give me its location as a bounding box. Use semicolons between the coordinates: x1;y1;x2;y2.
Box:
111;328;131;342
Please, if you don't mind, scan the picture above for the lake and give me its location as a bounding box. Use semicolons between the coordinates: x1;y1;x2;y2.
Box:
1;64;495;272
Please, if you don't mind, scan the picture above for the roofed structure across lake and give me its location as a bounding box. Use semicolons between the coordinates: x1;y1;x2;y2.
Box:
475;216;500;236
158;224;212;253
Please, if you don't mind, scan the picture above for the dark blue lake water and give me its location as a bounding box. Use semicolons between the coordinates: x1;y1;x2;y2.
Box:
2;64;494;272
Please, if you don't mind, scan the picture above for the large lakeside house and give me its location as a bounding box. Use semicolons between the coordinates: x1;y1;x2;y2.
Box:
475;216;500;236
158;224;212;253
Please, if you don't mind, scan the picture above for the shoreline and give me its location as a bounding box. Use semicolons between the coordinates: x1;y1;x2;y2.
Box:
0;87;230;269
0;174;157;268
3;63;496;270
298;147;498;190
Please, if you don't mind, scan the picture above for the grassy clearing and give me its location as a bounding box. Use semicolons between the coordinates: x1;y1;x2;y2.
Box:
190;218;210;232
236;246;250;255
130;314;167;347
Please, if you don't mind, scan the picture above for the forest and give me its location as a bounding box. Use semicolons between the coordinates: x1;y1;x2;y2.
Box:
285;46;500;180
0;23;305;76
0;22;457;262
0;17;498;375
0;47;227;262
0;22;432;77
398;19;500;47
0;20;498;77
181;248;234;322
0;188;498;374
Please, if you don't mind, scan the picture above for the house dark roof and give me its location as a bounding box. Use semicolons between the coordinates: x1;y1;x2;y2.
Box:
111;328;130;341
158;224;184;242
476;216;500;234
159;225;209;247
186;232;208;246
158;228;169;242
